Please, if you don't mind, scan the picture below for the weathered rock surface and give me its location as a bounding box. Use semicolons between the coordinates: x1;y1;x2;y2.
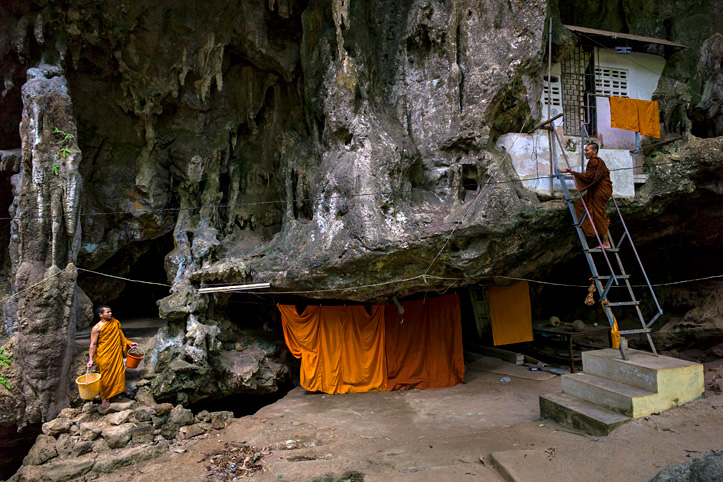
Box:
650;451;723;482
9;396;231;480
0;0;722;422
21;434;57;466
92;439;169;474
101;423;135;449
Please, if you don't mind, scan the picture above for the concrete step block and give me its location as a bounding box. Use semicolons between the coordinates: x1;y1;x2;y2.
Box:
561;372;658;417
539;392;631;436
582;348;703;398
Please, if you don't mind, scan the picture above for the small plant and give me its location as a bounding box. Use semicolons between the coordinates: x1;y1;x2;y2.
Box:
0;348;12;389
52;127;75;176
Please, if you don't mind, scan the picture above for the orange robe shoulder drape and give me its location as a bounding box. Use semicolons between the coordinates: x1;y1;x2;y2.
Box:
96;318;131;400
571;156;613;238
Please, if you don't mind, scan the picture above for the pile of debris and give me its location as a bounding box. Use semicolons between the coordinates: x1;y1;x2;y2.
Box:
201;441;272;481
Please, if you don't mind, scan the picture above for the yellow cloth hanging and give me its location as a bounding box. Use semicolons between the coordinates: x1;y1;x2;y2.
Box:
601;301;621;349
488;281;533;346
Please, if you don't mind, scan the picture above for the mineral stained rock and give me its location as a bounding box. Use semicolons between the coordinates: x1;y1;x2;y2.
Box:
0;0;722;423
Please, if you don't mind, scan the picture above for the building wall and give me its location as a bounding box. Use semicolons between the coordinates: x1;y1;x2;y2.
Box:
540;48;665;149
594;49;665;149
497;132;635;198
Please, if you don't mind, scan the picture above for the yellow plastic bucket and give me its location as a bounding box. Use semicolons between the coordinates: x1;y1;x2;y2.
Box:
76;371;101;400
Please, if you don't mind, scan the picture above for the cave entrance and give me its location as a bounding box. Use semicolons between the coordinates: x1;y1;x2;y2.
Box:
182;293;297;416
111;233;174;321
0;423;42;481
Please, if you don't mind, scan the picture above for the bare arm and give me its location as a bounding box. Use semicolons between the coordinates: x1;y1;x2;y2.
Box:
87;324;100;368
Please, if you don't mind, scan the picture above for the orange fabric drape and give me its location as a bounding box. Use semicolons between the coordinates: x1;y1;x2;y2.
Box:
384;294;464;391
610;97;660;138
488;281;533;346
279;305;387;394
96;318;132;400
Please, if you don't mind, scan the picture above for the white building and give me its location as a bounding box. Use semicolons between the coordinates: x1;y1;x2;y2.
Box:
498;25;686;198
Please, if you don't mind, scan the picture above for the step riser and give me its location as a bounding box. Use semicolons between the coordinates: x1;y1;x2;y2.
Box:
562;377;633;416
561;376;662;418
582;352;659;392
539;396;630;436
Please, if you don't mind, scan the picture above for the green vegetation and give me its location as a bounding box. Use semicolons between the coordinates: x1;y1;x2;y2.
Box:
0;348;11;389
52;127;75;175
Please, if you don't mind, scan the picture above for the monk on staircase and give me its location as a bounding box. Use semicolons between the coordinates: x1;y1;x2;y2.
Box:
560;142;613;249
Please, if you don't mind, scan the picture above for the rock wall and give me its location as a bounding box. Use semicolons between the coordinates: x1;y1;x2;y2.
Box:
0;65;90;428
0;0;721;420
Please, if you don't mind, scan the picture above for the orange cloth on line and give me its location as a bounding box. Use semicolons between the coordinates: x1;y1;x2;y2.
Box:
488;281;533;346
571;155;613;238
636;99;661;138
279;305;387;394
609;97;660;138
95;318;132;400
384;294;465;391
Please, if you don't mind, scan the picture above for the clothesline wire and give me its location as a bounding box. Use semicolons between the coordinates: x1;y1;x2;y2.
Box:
76;268;172;287
3;266;720;310
221;273;723;295
0;160;688;222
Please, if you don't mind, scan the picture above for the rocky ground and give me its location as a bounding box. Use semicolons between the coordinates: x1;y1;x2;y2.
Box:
6;356;722;482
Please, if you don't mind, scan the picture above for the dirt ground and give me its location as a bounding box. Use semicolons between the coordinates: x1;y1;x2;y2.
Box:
88;357;723;482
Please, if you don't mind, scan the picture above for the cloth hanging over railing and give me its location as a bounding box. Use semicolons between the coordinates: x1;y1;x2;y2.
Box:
609;97;661;138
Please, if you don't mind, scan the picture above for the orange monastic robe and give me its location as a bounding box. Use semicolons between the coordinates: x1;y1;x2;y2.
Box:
572;156;613;238
96;318;131;400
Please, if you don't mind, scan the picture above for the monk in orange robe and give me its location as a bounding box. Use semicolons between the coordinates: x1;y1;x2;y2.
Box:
87;305;137;408
561;143;613;249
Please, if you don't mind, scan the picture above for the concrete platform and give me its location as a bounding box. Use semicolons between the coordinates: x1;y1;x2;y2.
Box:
540;348;704;435
582;348;704;414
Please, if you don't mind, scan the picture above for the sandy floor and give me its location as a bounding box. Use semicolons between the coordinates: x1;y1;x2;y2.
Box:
93;357;723;482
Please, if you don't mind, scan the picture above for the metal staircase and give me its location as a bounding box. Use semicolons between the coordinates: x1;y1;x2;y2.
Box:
546;123;663;360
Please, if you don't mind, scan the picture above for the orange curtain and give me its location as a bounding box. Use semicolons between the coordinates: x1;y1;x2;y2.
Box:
488;281;533;346
278;305;387;394
384;294;465;391
610;97;660;138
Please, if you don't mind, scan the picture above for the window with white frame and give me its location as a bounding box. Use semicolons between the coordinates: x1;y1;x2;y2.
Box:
542;75;562;108
595;67;629;97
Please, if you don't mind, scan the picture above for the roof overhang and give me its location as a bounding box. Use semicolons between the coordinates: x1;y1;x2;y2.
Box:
565;25;688;51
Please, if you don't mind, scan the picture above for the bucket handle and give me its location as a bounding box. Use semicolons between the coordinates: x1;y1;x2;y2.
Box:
128;345;145;357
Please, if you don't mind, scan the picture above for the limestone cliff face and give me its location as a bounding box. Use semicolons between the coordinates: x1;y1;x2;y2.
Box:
0;0;721;420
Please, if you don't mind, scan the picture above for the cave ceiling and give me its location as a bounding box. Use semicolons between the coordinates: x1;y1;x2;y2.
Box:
0;0;722;308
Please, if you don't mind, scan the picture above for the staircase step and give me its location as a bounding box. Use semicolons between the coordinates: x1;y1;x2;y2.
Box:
539;392;631;436
561;372;657;417
605;301;639;306
585;247;620;253
582;349;704;404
